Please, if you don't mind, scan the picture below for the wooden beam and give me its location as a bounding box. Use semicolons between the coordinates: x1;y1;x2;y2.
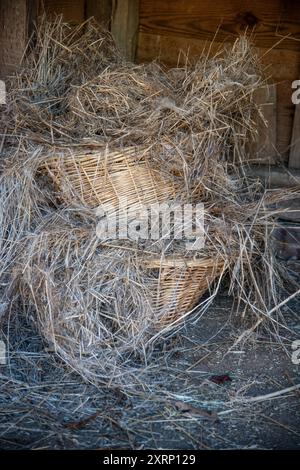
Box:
247;165;300;187
27;0;38;39
111;0;139;61
289;104;300;169
0;0;28;78
251;84;277;164
86;0;112;28
272;224;300;258
247;165;300;222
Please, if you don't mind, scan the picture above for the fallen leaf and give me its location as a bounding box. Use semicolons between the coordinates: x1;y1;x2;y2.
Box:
174;401;219;422
210;374;232;385
64;411;100;430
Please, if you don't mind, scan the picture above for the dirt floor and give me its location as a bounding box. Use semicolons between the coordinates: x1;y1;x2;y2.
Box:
0;278;299;450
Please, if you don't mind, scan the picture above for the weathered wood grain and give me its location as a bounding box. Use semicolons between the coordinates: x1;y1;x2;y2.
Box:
42;0;85;24
86;0;112;28
289;104;300;169
251;85;277;164
0;0;28;78
111;0;140;61
247;165;300;187
139;0;300;52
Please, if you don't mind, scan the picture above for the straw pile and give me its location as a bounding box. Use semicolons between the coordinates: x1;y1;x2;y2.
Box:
0;16;298;387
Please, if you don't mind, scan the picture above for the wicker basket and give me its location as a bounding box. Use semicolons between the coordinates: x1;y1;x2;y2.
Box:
146;257;225;328
45;147;177;210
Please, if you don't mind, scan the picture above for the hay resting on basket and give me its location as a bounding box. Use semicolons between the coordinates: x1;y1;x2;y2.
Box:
1;16;299;387
11;215;227;385
7;186;297;386
13;221;155;384
1;16;265;193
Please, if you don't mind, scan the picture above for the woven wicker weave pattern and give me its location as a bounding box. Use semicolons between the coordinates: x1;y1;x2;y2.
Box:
45;147;177;210
146;258;225;327
43;148;225;328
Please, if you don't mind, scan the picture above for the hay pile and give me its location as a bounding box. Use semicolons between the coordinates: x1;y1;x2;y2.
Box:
0;16;298;387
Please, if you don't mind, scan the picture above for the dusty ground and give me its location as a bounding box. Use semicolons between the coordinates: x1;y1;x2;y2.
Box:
0;281;299;450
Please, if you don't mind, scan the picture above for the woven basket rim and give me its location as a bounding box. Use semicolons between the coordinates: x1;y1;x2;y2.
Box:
45;145;151;164
144;256;225;269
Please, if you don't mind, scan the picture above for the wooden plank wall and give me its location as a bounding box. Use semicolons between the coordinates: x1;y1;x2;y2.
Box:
0;0;87;77
0;0;139;71
41;0;85;23
137;0;300;166
0;0;29;79
40;1;140;61
86;0;112;29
